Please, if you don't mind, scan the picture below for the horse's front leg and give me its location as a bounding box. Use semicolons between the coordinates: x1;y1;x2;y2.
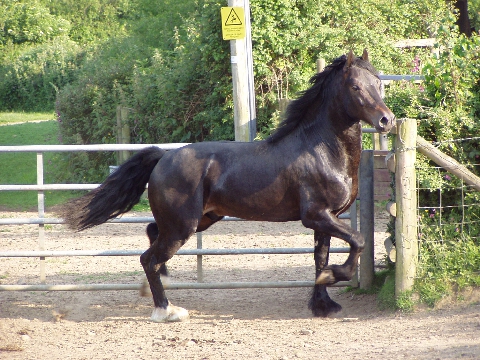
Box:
302;210;364;285
309;231;342;317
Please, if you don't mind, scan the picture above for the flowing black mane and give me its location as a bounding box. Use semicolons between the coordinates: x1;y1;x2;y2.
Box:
267;54;379;143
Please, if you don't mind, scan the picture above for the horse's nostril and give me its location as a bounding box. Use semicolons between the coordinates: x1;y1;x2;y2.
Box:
380;116;389;126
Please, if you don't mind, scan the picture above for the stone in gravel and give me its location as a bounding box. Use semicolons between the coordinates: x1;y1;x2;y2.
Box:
299;329;313;335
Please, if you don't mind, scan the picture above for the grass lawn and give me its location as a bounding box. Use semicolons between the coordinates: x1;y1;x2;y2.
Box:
0;112;150;212
0;111;55;125
0;118;76;211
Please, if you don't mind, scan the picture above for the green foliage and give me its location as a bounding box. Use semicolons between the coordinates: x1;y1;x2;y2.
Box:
2;0;457;143
0;0;71;46
468;0;480;32
133;197;151;212
44;0;133;44
404;168;480;307
0;36;82;111
368;267;414;312
0;1;75;111
395;290;415;312
384;81;425;120
130;0;195;50
128;0;233;144
377;271;397;310
0;0;136;112
415;235;480;307
421;16;480;149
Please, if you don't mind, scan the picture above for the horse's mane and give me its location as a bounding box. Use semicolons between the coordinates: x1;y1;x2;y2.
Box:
266;54;379;143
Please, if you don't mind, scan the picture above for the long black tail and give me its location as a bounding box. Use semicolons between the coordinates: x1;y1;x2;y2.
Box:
61;146;165;231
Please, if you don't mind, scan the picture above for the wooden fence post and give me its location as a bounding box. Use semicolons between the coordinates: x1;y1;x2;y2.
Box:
394;118;418;297
316;58;325;73
360;150;374;289
116;106;130;165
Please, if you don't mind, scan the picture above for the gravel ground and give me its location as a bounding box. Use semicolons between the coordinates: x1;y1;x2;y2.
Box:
1;211;479;360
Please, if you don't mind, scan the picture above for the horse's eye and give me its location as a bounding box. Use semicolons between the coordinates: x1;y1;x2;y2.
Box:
352;85;360;91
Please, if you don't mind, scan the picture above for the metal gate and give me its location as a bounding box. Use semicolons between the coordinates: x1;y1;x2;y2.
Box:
0;143;376;292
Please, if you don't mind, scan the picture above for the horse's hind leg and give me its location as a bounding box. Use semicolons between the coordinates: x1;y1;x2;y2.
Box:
140;214;222;301
139;223;168;297
146;223;168;276
140;229;192;323
308;231;342;317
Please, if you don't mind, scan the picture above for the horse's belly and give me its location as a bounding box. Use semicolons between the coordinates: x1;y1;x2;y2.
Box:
206;197;300;222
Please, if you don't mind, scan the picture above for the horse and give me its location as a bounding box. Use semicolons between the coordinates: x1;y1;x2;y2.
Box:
61;50;394;322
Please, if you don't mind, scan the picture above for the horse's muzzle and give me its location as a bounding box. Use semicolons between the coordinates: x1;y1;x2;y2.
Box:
375;111;395;133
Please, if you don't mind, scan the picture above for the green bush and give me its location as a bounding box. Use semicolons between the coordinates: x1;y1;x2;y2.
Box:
55;36;155;181
44;0;133;44
417;14;480;211
0;36;81;111
0;0;71;46
0;0;135;111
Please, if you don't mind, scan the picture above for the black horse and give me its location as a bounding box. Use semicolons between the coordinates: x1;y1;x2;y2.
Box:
62;50;394;322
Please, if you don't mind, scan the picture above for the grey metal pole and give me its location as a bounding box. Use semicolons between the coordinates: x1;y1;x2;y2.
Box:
0;280;353;292
197;232;204;282
37;152;46;283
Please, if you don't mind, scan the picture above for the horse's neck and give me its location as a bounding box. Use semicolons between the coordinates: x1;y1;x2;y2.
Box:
300;104;363;156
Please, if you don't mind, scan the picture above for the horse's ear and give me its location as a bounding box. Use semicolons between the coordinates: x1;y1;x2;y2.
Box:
362;48;369;62
346;50;355;69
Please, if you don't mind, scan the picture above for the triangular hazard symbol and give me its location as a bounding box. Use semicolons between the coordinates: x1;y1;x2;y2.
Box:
225;8;243;26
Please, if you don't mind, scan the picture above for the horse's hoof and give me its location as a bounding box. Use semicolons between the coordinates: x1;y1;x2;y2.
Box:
311;299;343;317
315;269;335;285
150;304;189;323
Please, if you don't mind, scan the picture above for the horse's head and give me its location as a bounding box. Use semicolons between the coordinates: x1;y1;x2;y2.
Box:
342;49;394;133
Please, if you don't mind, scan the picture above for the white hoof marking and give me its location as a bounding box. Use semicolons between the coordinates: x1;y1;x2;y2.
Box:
150;303;189;323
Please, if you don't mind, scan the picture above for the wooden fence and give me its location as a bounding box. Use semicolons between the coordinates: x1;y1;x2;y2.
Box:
390;119;480;298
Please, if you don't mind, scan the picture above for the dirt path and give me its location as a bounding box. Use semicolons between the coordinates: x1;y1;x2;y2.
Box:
1;212;479;359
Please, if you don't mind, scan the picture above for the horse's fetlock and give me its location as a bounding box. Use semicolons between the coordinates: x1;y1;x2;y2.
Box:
351;233;364;251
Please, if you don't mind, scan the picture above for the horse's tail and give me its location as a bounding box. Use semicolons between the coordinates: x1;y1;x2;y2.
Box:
61;146;166;231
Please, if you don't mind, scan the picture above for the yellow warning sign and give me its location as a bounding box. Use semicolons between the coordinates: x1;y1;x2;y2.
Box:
221;7;246;40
